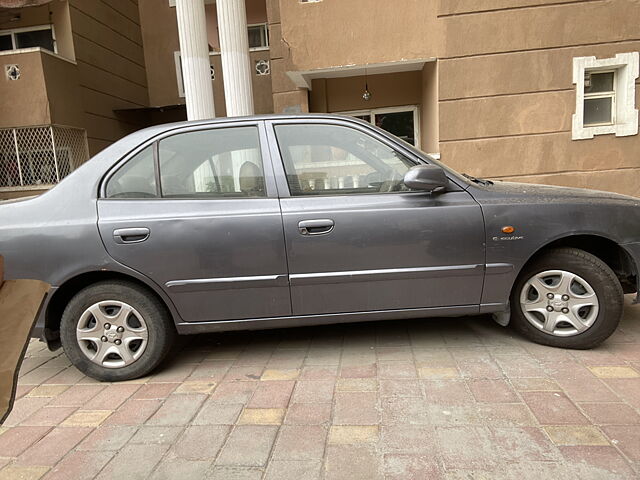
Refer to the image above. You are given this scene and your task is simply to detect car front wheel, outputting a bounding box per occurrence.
[510,247,624,349]
[60,281,176,381]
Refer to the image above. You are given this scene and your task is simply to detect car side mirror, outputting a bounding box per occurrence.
[403,165,448,192]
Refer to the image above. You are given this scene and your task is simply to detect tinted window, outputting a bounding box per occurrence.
[274,124,415,196]
[15,28,54,51]
[106,146,157,199]
[158,126,265,198]
[0,34,12,51]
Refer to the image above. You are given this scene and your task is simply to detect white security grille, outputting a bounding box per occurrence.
[0,125,89,190]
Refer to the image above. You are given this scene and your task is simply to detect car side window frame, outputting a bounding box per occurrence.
[265,118,464,198]
[100,121,279,200]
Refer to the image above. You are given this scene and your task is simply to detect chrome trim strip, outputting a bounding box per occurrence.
[289,264,483,286]
[166,274,288,292]
[485,263,514,275]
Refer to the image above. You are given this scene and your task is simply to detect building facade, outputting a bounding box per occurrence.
[1,0,639,199]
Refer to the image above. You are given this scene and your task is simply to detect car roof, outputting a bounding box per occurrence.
[138,113,368,136]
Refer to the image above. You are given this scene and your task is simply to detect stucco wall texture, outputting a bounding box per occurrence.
[278,0,640,197]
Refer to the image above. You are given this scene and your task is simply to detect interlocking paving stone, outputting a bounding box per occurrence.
[7,299,640,479]
[0,427,51,457]
[15,427,92,466]
[192,401,243,425]
[61,410,111,427]
[264,460,322,480]
[40,450,115,480]
[20,407,77,427]
[216,425,278,466]
[521,392,590,425]
[94,443,169,480]
[328,425,378,444]
[129,426,183,445]
[260,369,300,381]
[25,385,69,398]
[284,403,332,425]
[170,425,230,460]
[383,454,443,480]
[237,408,285,425]
[76,426,137,451]
[544,425,610,446]
[579,402,640,425]
[325,445,382,480]
[588,366,640,378]
[0,466,49,480]
[145,394,206,426]
[271,425,327,461]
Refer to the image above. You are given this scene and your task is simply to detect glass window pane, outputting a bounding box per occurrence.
[158,126,265,198]
[248,25,266,49]
[373,111,416,145]
[585,72,614,94]
[0,34,13,51]
[106,146,157,199]
[275,124,416,196]
[584,97,613,125]
[15,28,54,51]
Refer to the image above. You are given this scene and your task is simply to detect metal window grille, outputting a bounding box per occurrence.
[0,125,89,190]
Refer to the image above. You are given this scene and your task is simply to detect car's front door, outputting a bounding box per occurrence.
[267,119,485,316]
[97,122,291,323]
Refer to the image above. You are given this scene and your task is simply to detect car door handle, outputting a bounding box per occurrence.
[298,219,334,236]
[113,227,150,244]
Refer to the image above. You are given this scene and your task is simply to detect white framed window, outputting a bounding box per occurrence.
[572,52,639,140]
[174,51,216,98]
[338,106,421,148]
[247,23,269,51]
[0,25,56,53]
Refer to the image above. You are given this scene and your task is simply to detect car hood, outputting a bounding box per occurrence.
[470,180,640,207]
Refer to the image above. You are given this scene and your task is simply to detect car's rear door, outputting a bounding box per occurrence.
[97,121,291,323]
[267,118,485,316]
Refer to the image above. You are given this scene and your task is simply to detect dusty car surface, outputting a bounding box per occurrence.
[1,114,639,381]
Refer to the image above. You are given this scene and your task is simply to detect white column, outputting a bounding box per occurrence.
[175,0,215,120]
[216,0,254,117]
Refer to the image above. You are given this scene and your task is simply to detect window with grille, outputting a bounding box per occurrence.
[0,25,56,53]
[0,126,89,190]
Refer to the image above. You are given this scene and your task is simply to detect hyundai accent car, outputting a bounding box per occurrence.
[1,115,639,381]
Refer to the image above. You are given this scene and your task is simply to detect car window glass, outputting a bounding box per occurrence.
[105,146,157,199]
[158,126,265,198]
[274,124,415,196]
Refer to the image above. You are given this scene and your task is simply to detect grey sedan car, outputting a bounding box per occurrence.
[1,115,639,381]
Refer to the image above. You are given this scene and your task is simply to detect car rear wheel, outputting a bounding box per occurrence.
[510,247,623,349]
[60,281,176,381]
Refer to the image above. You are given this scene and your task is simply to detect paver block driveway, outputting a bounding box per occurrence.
[1,296,639,479]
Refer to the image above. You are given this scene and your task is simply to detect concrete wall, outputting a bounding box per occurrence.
[139,0,274,117]
[68,0,150,154]
[437,0,640,197]
[309,71,422,114]
[0,50,50,127]
[278,0,441,71]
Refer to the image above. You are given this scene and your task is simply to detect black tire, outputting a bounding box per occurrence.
[60,280,176,381]
[510,247,623,349]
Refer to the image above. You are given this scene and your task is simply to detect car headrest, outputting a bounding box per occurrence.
[239,161,264,195]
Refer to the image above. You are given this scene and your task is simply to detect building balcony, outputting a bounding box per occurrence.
[0,47,84,130]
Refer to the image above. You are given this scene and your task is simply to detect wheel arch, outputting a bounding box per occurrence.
[44,270,178,350]
[518,234,637,294]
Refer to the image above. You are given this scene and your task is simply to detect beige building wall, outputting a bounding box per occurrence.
[437,0,640,197]
[67,0,149,154]
[138,0,274,117]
